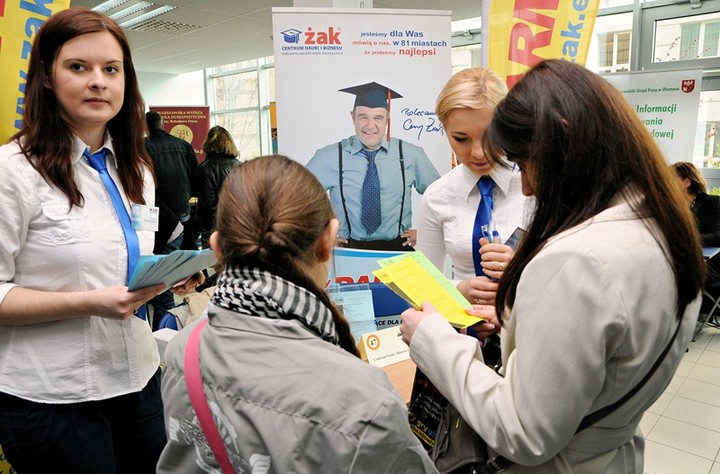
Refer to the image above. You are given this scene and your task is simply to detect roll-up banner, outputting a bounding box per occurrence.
[271,7,453,174]
[272,7,453,284]
[604,70,703,164]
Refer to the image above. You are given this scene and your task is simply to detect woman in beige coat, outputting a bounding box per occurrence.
[401,60,705,473]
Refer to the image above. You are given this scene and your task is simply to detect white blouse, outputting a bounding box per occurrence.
[0,135,159,403]
[416,161,534,280]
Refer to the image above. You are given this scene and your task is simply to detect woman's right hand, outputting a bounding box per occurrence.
[91,284,166,320]
[457,276,499,306]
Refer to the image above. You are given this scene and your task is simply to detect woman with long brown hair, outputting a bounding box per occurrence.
[0,8,173,473]
[401,60,704,473]
[159,155,436,473]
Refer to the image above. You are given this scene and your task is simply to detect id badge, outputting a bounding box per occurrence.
[131,204,160,231]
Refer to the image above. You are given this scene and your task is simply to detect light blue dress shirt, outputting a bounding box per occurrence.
[307,135,440,241]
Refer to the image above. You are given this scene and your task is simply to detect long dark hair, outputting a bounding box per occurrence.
[14,7,152,207]
[214,155,359,356]
[484,59,704,323]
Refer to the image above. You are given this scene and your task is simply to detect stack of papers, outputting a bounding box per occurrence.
[327,285,376,343]
[373,251,483,329]
[128,249,217,291]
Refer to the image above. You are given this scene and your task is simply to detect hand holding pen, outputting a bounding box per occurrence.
[479,223,514,280]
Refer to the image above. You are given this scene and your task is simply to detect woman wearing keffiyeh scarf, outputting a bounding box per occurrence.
[157,155,438,474]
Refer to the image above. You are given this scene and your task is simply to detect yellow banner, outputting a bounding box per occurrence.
[0,0,72,144]
[488,0,600,87]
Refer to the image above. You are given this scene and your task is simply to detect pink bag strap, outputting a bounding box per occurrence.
[184,319,236,474]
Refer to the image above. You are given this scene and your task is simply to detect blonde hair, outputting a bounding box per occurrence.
[435,67,508,125]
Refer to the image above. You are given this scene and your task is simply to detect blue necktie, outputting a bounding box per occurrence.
[360,148,381,235]
[472,176,495,277]
[85,148,145,320]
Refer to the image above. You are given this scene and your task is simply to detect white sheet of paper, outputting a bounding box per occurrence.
[328,286,376,343]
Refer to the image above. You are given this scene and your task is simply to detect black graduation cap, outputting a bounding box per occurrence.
[339,82,403,140]
[339,81,403,110]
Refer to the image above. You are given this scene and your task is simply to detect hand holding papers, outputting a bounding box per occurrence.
[128,249,217,291]
[373,251,484,329]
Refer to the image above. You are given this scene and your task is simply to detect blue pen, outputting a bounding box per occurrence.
[480,224,493,242]
[491,223,501,244]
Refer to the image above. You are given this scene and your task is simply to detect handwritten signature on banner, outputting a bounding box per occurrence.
[400,107,444,140]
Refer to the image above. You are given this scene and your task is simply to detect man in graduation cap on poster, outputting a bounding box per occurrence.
[307,82,440,252]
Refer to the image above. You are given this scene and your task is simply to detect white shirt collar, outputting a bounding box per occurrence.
[458,158,517,197]
[73,132,118,168]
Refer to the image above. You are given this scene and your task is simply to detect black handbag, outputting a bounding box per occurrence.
[431,403,510,474]
[407,368,448,453]
[429,316,684,474]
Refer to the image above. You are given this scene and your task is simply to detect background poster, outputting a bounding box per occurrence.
[272,7,453,176]
[484,0,600,87]
[0,0,71,144]
[603,70,702,163]
[272,7,452,285]
[149,106,211,162]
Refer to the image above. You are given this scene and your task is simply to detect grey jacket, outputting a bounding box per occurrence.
[158,304,437,473]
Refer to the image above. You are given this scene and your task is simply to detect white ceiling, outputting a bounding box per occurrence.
[69,0,482,75]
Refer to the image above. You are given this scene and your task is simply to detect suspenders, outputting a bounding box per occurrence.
[338,140,406,240]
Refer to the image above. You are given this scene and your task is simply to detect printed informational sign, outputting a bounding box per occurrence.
[272,7,453,176]
[328,247,402,286]
[604,69,702,163]
[149,106,211,162]
[485,0,600,87]
[0,0,71,144]
[358,325,410,367]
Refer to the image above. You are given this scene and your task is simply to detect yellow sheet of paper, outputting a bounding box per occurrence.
[374,253,483,329]
[378,252,471,308]
[372,268,414,304]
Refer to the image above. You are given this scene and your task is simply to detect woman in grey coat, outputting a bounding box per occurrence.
[158,155,437,473]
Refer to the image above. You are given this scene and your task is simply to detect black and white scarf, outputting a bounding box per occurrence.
[212,265,340,347]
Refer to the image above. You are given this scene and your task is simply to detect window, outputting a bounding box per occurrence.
[214,111,262,160]
[639,3,720,168]
[598,30,631,72]
[654,13,720,63]
[206,57,274,160]
[213,71,258,111]
[587,12,633,74]
[696,90,720,168]
[451,44,482,74]
[599,0,633,6]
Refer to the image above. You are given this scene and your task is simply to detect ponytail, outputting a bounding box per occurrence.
[214,155,360,357]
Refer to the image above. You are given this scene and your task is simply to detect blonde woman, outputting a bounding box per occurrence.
[416,68,533,308]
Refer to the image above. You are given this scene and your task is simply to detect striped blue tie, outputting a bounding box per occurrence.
[85,148,146,320]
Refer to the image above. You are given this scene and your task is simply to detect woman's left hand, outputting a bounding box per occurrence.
[400,301,437,345]
[401,229,417,247]
[170,272,205,295]
[479,241,514,279]
[466,305,500,339]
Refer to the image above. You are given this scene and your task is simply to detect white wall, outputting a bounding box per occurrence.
[138,70,207,108]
